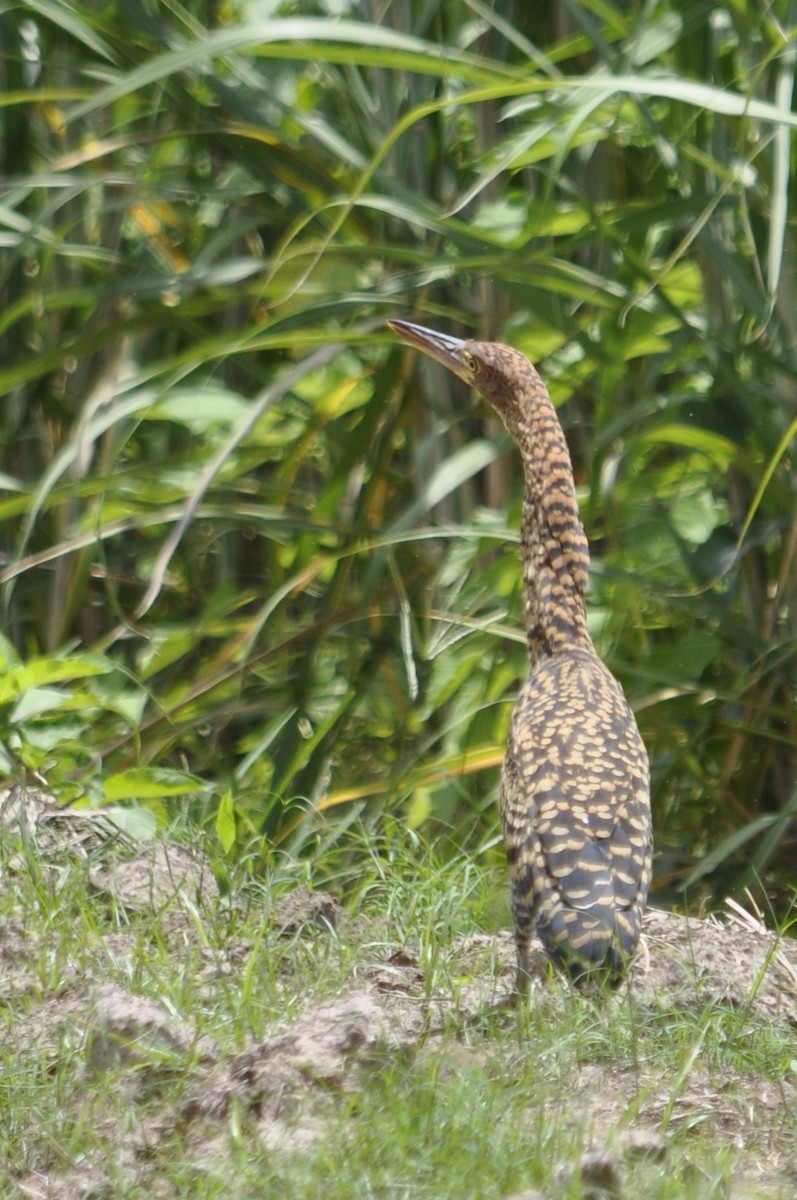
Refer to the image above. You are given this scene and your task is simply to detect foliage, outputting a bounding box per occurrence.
[0,0,795,907]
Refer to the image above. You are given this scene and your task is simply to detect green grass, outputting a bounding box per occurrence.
[2,820,796,1198]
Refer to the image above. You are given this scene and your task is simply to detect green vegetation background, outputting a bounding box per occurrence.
[1,0,795,912]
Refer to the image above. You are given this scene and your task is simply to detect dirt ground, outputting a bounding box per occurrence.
[3,789,797,1198]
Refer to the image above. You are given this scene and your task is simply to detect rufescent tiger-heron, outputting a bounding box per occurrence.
[388,319,652,992]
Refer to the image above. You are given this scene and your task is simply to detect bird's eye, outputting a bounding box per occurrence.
[462,350,478,374]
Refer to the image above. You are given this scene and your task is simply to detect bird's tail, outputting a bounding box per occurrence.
[539,904,643,987]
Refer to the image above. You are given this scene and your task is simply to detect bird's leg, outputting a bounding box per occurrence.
[512,893,538,998]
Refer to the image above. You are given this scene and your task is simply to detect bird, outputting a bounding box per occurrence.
[388,318,652,992]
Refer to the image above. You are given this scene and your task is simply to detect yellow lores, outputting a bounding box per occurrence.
[389,320,652,992]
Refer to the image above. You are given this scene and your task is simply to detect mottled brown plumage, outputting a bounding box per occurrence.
[389,319,652,990]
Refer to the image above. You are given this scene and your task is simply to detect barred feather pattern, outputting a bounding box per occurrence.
[472,342,652,986]
[387,322,653,989]
[503,649,651,984]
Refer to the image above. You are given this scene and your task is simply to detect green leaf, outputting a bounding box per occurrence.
[103,769,209,802]
[18,719,87,752]
[65,19,499,126]
[684,815,778,888]
[636,424,736,465]
[215,789,237,854]
[143,388,251,432]
[10,686,72,724]
[0,656,111,707]
[94,806,159,842]
[0,740,14,774]
[406,788,432,830]
[670,491,727,545]
[24,0,115,61]
[644,630,722,682]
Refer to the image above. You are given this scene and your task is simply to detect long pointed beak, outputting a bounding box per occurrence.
[387,319,471,382]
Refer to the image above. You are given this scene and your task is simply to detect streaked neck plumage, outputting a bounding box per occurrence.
[473,347,593,669]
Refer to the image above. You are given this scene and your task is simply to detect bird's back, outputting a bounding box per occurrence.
[501,646,651,980]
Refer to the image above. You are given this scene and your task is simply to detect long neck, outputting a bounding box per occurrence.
[517,404,593,667]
